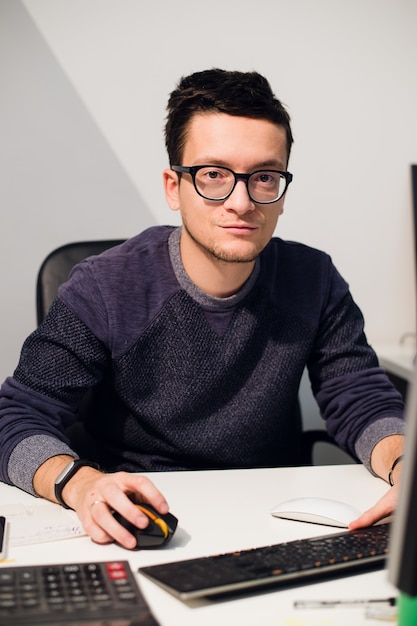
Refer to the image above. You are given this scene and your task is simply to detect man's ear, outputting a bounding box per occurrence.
[163,168,180,212]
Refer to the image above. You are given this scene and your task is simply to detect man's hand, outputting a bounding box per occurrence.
[348,433,404,530]
[349,483,398,530]
[33,456,169,549]
[69,470,169,549]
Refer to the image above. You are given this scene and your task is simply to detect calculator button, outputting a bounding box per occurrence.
[0,572,14,583]
[0,598,17,609]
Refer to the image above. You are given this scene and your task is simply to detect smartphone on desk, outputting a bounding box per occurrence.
[0,516,8,560]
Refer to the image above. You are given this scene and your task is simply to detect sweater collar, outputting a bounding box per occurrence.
[168,227,260,309]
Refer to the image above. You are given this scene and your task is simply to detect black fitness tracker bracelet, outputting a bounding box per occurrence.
[54,459,100,509]
[388,454,404,487]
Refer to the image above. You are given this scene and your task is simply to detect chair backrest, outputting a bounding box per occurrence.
[36,240,125,324]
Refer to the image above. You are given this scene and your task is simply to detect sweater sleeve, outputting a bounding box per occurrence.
[0,298,110,494]
[314,367,405,470]
[308,281,405,469]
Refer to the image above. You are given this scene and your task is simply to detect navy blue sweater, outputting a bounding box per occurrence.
[0,227,405,494]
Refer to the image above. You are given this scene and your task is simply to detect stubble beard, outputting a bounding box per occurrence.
[182,221,262,265]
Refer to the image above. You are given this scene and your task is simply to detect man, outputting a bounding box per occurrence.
[0,69,405,549]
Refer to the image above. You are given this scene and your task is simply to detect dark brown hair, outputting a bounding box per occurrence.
[165,69,293,166]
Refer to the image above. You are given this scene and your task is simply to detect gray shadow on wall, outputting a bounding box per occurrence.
[0,0,156,247]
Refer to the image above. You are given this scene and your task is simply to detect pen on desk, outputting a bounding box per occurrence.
[294,597,397,609]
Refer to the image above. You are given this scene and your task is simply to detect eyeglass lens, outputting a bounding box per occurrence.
[194,167,287,203]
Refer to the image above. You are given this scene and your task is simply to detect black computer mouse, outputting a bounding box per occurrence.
[112,503,178,549]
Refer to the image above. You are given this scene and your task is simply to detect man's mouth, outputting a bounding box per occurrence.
[220,224,258,232]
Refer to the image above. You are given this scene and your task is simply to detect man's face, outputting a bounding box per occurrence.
[164,112,289,266]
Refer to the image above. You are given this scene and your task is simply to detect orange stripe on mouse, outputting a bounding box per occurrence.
[136,504,169,538]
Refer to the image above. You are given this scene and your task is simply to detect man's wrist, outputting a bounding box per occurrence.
[33,455,76,502]
[369,434,405,484]
[54,459,100,509]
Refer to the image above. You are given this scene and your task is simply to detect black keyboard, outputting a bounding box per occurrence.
[0,560,159,625]
[139,523,390,600]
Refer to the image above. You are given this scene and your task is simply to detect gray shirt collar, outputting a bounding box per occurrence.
[168,227,260,308]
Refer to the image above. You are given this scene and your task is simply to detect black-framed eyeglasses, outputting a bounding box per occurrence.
[171,165,293,204]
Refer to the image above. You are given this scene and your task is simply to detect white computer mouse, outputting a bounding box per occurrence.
[270,497,362,528]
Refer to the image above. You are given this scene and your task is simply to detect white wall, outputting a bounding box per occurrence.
[1,0,417,391]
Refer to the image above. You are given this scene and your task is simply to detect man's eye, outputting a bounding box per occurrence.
[253,172,280,186]
[200,168,230,183]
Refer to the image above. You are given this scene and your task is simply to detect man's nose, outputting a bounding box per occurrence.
[223,179,255,213]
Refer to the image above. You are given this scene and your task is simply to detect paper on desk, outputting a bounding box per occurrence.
[2,502,87,546]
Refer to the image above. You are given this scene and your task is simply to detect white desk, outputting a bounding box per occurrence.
[0,465,397,625]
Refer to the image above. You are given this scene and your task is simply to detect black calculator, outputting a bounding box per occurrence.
[0,560,158,625]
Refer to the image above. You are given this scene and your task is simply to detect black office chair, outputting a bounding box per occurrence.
[298,426,356,465]
[36,239,126,324]
[35,239,355,466]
